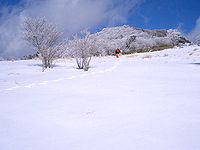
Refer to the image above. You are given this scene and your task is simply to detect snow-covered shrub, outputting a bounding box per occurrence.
[23,17,66,71]
[21,53,39,60]
[67,30,97,71]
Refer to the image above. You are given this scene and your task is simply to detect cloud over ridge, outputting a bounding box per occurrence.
[0,0,143,59]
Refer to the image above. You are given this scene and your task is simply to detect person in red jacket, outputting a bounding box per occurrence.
[115,48,121,58]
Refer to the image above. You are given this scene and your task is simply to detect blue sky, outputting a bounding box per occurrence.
[0,0,21,6]
[0,0,199,33]
[128,0,200,33]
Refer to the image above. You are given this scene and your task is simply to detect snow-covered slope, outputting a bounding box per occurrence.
[92,25,190,55]
[0,45,200,150]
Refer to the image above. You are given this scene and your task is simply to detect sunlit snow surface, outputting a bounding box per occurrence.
[0,46,200,150]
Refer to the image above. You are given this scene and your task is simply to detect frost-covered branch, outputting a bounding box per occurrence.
[23,17,66,71]
[67,29,97,71]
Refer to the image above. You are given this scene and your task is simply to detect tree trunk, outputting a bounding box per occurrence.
[76,58,83,69]
[83,57,91,71]
[42,57,51,71]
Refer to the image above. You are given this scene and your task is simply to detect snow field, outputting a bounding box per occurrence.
[0,56,122,93]
[0,46,200,150]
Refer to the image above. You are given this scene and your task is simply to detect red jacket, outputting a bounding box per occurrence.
[115,49,120,53]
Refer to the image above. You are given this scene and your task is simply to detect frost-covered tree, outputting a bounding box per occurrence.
[91,26,190,54]
[68,30,97,71]
[23,17,65,71]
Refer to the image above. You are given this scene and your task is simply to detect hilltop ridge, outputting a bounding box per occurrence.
[92,25,190,55]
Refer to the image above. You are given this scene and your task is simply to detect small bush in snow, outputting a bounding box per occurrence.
[67,30,97,71]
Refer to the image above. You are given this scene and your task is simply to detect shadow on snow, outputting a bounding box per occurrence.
[189,63,200,66]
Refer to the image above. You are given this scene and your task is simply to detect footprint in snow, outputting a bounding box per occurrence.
[67,76,76,80]
[24,83,36,88]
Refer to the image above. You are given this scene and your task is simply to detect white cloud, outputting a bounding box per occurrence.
[0,5,31,59]
[0,0,144,59]
[188,17,200,44]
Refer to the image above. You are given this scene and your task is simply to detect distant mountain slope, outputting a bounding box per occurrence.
[92,25,190,55]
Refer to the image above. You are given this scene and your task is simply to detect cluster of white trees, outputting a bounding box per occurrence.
[91,25,190,54]
[23,17,97,71]
[23,17,190,71]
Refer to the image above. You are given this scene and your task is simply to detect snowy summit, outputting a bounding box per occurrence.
[92,25,190,55]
